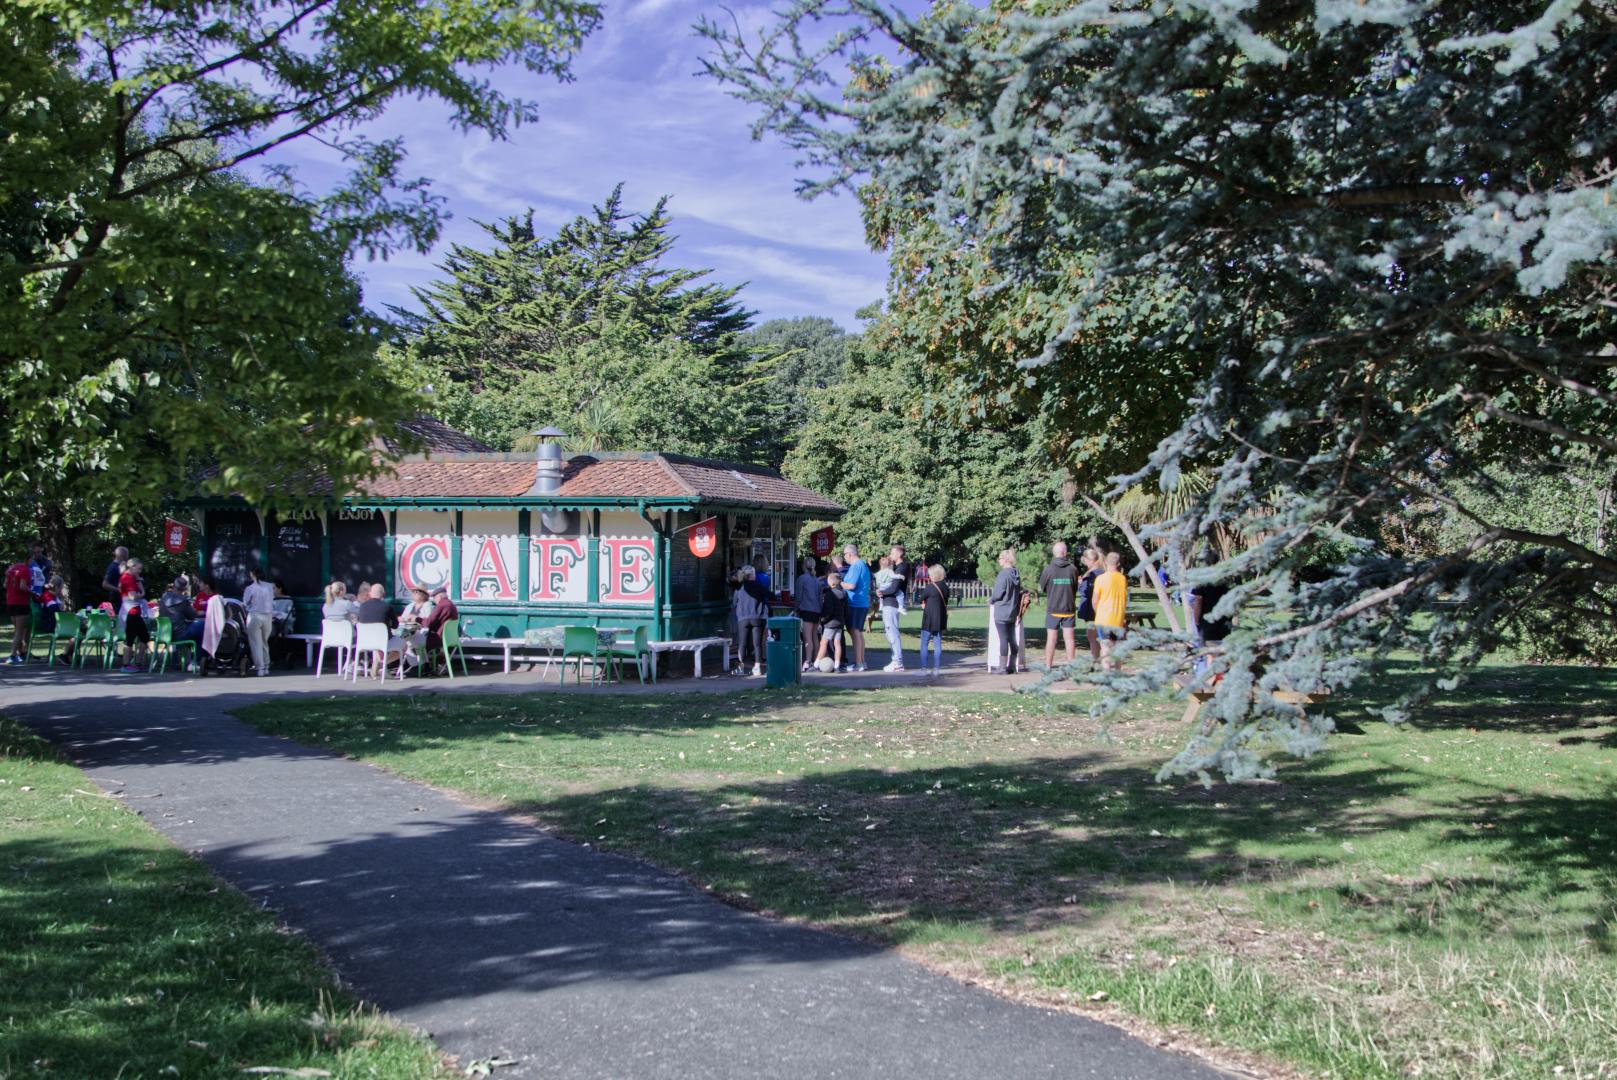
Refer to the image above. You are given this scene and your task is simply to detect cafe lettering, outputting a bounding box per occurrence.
[190,418,843,642]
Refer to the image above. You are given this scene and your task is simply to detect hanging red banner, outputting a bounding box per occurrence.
[809,525,836,558]
[162,518,189,554]
[688,517,717,558]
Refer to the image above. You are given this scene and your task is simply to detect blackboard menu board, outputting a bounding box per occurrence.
[206,510,261,597]
[670,544,700,605]
[329,510,387,591]
[268,513,324,597]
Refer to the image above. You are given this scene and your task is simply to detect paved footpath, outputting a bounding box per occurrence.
[2,668,1222,1080]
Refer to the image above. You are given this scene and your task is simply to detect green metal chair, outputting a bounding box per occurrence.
[560,625,602,685]
[438,618,469,679]
[152,616,197,675]
[77,612,116,669]
[47,611,82,667]
[604,626,654,685]
[26,603,50,661]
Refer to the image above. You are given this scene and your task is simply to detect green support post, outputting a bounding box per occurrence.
[587,511,601,604]
[450,510,463,601]
[319,511,331,591]
[384,511,397,596]
[516,509,531,605]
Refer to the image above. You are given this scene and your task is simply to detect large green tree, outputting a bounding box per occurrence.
[1,0,598,592]
[786,309,1105,568]
[703,1,1617,777]
[740,315,852,466]
[395,190,777,460]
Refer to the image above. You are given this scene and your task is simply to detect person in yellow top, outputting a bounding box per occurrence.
[1090,551,1129,671]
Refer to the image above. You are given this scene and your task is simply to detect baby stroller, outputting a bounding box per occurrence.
[203,597,253,677]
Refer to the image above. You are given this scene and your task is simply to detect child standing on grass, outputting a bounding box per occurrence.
[814,573,849,672]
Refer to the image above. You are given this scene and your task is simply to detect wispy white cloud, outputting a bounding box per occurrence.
[259,0,886,328]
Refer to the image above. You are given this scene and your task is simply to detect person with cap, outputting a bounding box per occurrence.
[421,586,459,675]
[159,577,205,645]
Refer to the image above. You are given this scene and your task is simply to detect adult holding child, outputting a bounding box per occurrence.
[876,553,908,672]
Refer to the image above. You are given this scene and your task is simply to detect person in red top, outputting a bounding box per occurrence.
[4,559,33,663]
[117,557,151,672]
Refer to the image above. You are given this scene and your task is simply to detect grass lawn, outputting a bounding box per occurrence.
[0,715,446,1080]
[236,661,1616,1079]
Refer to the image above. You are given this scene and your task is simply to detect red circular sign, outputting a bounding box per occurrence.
[689,519,717,558]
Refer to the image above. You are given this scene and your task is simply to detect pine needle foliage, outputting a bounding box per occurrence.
[700,0,1617,779]
[393,187,778,460]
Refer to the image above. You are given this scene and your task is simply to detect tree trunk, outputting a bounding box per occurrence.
[36,504,81,608]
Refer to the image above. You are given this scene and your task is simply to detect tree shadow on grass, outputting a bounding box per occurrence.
[0,836,416,1079]
[1336,660,1617,745]
[508,742,1616,956]
[501,753,1399,935]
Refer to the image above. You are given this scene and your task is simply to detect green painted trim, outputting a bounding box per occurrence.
[319,511,331,591]
[383,511,397,595]
[587,511,601,603]
[450,510,464,601]
[516,509,531,605]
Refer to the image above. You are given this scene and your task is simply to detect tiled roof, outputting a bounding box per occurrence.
[343,418,842,513]
[377,415,495,455]
[662,454,844,514]
[360,459,534,498]
[553,458,687,499]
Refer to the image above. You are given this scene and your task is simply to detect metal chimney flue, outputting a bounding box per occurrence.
[530,426,567,496]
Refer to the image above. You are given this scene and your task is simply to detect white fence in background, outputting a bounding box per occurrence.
[947,578,992,605]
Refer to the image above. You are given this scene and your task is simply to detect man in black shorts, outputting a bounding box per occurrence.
[1038,541,1080,669]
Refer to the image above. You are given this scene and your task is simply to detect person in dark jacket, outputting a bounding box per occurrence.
[989,548,1022,675]
[731,564,772,676]
[812,573,849,671]
[917,564,950,676]
[1075,547,1104,664]
[1038,542,1080,670]
[793,556,824,671]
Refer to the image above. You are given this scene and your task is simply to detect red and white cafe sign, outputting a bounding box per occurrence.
[391,509,655,604]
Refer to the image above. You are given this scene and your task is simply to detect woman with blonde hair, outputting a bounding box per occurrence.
[918,564,950,676]
[322,580,359,621]
[988,548,1022,675]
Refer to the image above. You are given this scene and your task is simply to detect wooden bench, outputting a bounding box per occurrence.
[648,636,731,679]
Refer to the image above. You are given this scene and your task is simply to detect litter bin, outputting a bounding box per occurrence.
[765,616,800,688]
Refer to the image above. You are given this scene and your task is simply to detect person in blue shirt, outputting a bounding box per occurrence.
[839,542,872,671]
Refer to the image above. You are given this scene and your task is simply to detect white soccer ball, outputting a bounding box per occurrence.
[814,656,836,673]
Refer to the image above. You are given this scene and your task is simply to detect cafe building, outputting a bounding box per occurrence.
[193,418,844,643]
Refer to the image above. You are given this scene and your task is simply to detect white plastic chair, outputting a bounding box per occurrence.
[316,619,354,679]
[352,622,389,682]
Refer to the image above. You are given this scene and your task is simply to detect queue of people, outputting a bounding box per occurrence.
[731,541,948,677]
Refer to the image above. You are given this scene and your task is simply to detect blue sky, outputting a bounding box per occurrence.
[274,0,888,330]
